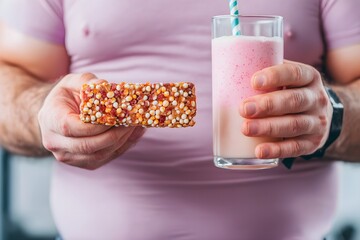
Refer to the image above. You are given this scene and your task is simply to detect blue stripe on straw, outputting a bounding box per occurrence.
[228,0,241,36]
[229,1,236,8]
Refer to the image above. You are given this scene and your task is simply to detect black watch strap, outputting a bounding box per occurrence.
[282,86,344,169]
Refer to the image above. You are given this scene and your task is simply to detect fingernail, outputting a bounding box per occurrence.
[243,122,258,135]
[244,102,256,116]
[249,122,258,135]
[253,75,265,89]
[256,147,270,158]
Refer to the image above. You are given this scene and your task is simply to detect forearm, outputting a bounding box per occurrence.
[0,63,53,156]
[325,79,360,162]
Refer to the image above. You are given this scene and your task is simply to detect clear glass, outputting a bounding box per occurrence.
[212,15,283,170]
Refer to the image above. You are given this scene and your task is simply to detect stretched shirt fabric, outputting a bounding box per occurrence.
[2,0,360,239]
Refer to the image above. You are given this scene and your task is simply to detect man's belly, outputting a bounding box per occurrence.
[50,159,338,240]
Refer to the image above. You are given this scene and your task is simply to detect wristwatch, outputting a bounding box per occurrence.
[282,86,344,169]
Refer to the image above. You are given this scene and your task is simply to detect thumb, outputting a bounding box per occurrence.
[60,72,99,90]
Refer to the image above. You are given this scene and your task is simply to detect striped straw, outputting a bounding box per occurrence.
[228,0,241,36]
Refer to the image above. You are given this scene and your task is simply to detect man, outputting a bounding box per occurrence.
[1,0,360,239]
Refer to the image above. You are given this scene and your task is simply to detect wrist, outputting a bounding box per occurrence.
[305,86,343,157]
[282,86,344,169]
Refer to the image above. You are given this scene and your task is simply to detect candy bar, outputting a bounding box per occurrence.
[79,82,196,128]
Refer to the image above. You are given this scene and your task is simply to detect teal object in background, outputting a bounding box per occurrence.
[0,149,57,240]
[0,148,10,240]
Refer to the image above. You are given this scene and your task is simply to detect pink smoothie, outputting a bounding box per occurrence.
[212,35,283,159]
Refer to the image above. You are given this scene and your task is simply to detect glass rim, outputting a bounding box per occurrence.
[212,15,283,21]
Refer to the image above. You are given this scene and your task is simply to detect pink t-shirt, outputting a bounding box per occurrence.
[1,0,360,239]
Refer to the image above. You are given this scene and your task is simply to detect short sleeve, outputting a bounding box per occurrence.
[321,0,360,50]
[0,0,65,44]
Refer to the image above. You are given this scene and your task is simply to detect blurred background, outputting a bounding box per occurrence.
[0,151,57,240]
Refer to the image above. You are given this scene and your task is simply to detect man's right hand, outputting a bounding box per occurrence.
[38,73,146,170]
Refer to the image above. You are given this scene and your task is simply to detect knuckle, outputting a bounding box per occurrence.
[274,144,282,158]
[77,141,94,154]
[265,68,280,86]
[261,96,275,114]
[42,137,58,152]
[266,121,276,136]
[43,142,56,152]
[290,140,303,156]
[54,153,68,163]
[290,117,310,135]
[312,67,322,82]
[317,90,329,107]
[289,91,307,110]
[59,120,72,137]
[290,119,300,135]
[318,114,328,128]
[289,64,303,82]
[312,135,323,149]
